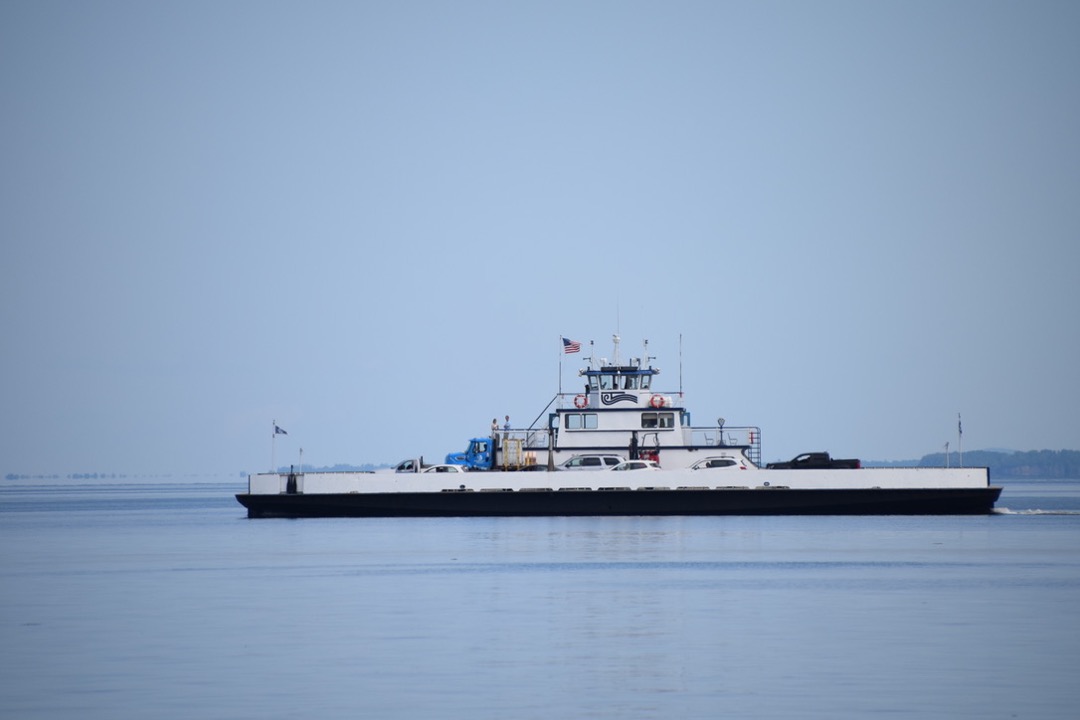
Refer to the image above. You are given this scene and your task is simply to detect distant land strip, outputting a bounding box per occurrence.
[863,449,1080,479]
[7,451,1080,481]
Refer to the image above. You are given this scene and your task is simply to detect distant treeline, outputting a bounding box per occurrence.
[272,463,386,474]
[5,472,130,480]
[867,449,1080,479]
[3,472,246,480]
[4,465,385,481]
[8,452,1079,480]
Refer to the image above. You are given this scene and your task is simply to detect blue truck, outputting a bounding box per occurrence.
[445,438,494,469]
[446,436,552,471]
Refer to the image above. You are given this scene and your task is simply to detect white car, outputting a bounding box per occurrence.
[422,464,469,473]
[609,460,661,471]
[689,455,750,471]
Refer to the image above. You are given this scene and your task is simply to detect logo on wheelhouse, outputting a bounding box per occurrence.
[601,392,637,406]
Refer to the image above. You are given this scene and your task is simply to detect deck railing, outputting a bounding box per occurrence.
[498,424,763,468]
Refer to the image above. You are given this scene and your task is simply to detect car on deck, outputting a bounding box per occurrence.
[690,454,751,470]
[560,454,625,471]
[609,460,661,471]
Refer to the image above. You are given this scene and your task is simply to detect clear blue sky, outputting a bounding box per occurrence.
[3,1,1078,476]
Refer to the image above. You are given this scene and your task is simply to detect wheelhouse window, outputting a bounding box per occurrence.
[588,372,652,390]
[565,413,598,430]
[641,412,675,429]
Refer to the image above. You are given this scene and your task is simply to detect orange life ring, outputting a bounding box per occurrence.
[574,394,588,408]
[649,394,665,408]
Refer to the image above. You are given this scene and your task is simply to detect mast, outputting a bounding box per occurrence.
[558,336,562,398]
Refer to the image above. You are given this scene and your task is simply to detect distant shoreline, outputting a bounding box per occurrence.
[864,449,1080,479]
[8,450,1080,481]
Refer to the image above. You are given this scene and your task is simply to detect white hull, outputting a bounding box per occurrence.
[245,466,992,496]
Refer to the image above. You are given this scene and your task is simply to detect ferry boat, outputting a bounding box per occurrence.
[236,337,1001,518]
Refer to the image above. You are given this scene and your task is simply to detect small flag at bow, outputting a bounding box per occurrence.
[274,425,287,435]
[562,337,581,354]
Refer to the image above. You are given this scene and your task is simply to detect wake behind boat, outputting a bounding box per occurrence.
[236,337,1001,518]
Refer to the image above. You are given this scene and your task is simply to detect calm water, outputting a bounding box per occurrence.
[1,479,1078,719]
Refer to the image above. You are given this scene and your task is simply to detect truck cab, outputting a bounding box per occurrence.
[445,438,494,470]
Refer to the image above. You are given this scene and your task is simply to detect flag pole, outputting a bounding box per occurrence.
[958,414,963,468]
[271,420,288,472]
[558,336,563,398]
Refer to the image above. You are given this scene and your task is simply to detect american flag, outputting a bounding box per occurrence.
[562,337,581,354]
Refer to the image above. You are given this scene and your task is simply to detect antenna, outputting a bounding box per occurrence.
[679,333,683,397]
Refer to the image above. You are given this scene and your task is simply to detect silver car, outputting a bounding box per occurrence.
[609,460,661,471]
[560,454,625,471]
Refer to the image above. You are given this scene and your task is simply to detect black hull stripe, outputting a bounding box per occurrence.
[237,487,1003,518]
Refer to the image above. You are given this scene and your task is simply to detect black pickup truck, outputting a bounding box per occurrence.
[766,452,861,469]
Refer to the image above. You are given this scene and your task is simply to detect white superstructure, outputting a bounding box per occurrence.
[450,336,762,471]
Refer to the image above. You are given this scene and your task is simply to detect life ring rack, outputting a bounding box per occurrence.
[574,394,589,409]
[649,394,666,409]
